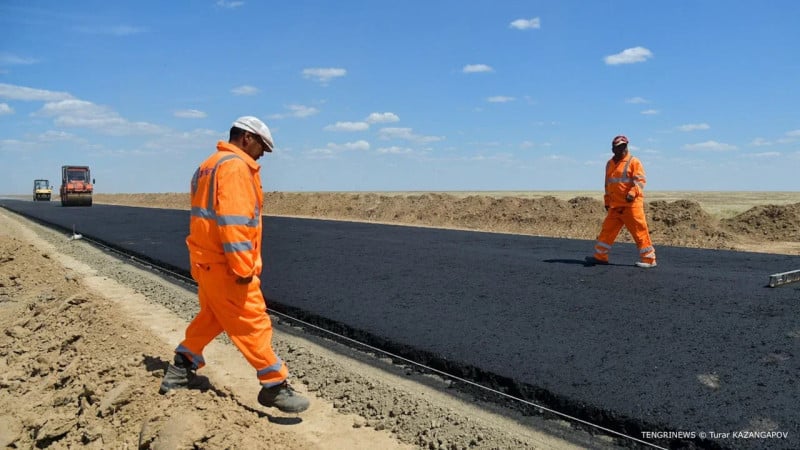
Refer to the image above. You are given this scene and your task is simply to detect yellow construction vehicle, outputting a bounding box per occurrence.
[33,179,52,201]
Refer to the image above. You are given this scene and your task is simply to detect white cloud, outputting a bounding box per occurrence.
[324,121,369,132]
[307,140,370,158]
[0,103,13,115]
[683,140,737,152]
[270,104,320,119]
[216,0,244,8]
[750,137,772,147]
[487,96,515,103]
[640,109,659,115]
[625,97,648,104]
[786,129,800,137]
[73,25,148,36]
[604,46,653,65]
[0,83,73,102]
[378,127,443,143]
[677,123,710,131]
[302,67,347,84]
[35,99,165,135]
[365,112,399,124]
[742,151,781,159]
[37,130,82,142]
[0,52,38,66]
[377,146,413,154]
[509,18,541,30]
[174,109,207,119]
[462,64,494,74]
[231,85,260,96]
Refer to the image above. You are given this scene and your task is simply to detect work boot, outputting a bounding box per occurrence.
[257,381,310,413]
[159,353,195,394]
[635,261,657,268]
[585,256,609,265]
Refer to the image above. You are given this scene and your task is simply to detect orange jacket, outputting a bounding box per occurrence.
[603,153,646,208]
[186,141,263,278]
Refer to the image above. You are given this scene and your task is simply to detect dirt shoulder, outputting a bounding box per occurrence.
[0,208,613,449]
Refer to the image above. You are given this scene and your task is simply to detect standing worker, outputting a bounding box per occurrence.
[586,135,657,268]
[160,116,310,413]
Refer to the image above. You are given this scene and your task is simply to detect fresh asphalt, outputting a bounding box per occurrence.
[2,199,798,450]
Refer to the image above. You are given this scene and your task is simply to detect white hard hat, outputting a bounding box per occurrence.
[232,116,274,152]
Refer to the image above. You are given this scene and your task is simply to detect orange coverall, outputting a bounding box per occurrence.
[592,153,657,264]
[175,141,288,388]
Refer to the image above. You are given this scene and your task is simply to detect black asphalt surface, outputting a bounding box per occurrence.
[3,199,799,450]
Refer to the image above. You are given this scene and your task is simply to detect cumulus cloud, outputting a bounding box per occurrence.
[378,127,443,143]
[174,109,207,119]
[604,46,653,65]
[377,146,414,154]
[462,64,494,74]
[742,151,781,158]
[625,97,648,104]
[35,99,165,135]
[270,104,320,119]
[0,83,73,102]
[302,67,347,84]
[366,112,399,124]
[509,18,541,30]
[324,121,369,132]
[0,103,13,115]
[677,123,710,132]
[640,109,659,115]
[786,129,800,137]
[487,96,515,103]
[683,140,737,152]
[231,85,260,96]
[750,137,772,147]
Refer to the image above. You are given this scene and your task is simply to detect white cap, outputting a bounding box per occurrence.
[232,116,274,152]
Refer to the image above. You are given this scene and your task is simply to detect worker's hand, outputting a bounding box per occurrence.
[625,193,635,202]
[235,275,253,285]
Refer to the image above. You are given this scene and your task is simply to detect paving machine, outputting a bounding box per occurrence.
[60,165,94,206]
[33,179,52,201]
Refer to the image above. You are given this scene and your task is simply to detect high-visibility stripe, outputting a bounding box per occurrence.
[190,154,261,226]
[223,241,253,253]
[175,344,205,369]
[257,359,286,387]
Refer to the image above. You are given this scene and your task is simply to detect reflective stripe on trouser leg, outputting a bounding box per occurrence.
[621,206,656,263]
[594,209,625,262]
[187,264,288,387]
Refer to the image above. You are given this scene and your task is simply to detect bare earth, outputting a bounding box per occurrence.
[1,192,799,449]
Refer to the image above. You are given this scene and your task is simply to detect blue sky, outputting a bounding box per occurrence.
[1,1,799,194]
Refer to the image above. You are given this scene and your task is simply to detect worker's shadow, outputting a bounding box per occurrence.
[142,355,302,425]
[544,258,594,266]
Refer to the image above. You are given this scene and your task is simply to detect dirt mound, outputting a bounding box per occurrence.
[646,200,735,250]
[721,203,800,242]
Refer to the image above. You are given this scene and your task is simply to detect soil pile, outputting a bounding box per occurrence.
[722,203,800,242]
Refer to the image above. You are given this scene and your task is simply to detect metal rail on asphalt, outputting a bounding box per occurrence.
[769,269,800,287]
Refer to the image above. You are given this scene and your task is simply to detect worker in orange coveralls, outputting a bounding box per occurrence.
[586,135,657,268]
[159,116,310,413]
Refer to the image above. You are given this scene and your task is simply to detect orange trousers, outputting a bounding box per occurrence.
[592,206,656,264]
[175,263,288,388]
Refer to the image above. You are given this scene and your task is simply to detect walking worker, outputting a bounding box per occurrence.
[160,116,310,414]
[586,135,657,268]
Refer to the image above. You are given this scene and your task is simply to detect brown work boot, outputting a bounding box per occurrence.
[159,353,195,394]
[257,381,310,413]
